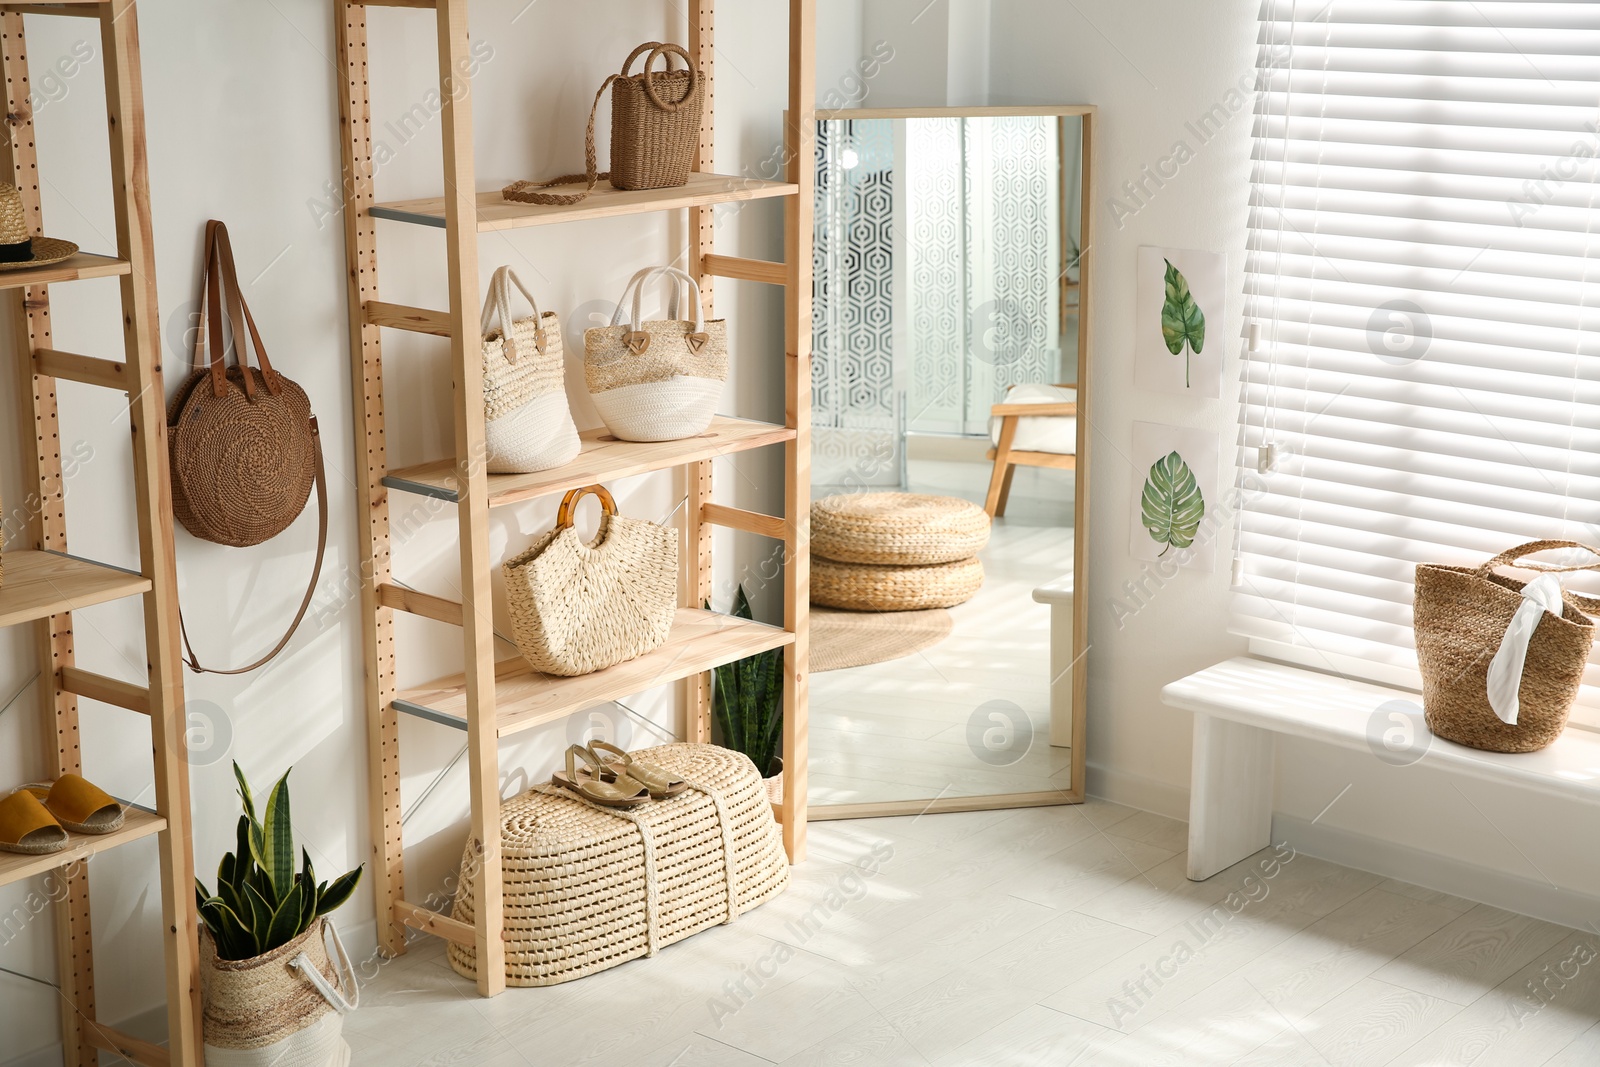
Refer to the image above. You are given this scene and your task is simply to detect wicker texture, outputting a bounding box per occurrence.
[448,744,789,987]
[481,266,579,473]
[1415,539,1600,753]
[811,555,985,612]
[811,492,992,566]
[0,183,76,269]
[501,43,700,206]
[503,496,678,677]
[585,267,728,442]
[200,920,349,1060]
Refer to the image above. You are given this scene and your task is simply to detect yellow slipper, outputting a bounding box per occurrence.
[22,774,125,835]
[0,790,70,854]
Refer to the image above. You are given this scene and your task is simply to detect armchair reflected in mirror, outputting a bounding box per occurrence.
[808,107,1094,818]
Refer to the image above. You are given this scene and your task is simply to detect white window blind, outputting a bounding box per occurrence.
[1237,0,1600,726]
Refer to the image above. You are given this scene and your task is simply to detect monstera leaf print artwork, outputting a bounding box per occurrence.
[1141,450,1206,557]
[1161,258,1206,389]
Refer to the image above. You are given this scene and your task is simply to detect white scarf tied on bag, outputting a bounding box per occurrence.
[1485,572,1566,726]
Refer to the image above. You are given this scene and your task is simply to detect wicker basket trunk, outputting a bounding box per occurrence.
[448,743,788,987]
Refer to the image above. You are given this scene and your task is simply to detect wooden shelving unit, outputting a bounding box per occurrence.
[337,0,814,996]
[0,1,199,1063]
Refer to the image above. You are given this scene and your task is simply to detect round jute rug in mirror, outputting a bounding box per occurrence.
[810,606,954,673]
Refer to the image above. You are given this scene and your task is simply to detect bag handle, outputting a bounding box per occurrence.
[288,921,360,1015]
[178,418,329,675]
[625,42,699,113]
[480,266,548,365]
[1476,539,1600,616]
[607,266,707,354]
[557,484,617,529]
[609,266,683,325]
[501,59,628,207]
[193,220,281,401]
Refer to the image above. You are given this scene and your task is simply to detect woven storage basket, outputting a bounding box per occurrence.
[811,492,991,566]
[447,743,789,987]
[200,919,355,1067]
[1415,539,1600,753]
[811,555,985,612]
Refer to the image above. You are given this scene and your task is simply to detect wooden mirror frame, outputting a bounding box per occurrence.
[807,105,1094,819]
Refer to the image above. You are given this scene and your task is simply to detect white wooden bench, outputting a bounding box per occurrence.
[1163,656,1600,881]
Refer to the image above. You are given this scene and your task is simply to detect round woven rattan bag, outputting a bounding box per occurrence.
[169,221,317,548]
[1414,539,1600,753]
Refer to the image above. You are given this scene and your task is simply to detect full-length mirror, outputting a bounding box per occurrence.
[808,107,1093,817]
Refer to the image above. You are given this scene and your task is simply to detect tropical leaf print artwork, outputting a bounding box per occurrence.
[1161,258,1206,388]
[1141,450,1206,556]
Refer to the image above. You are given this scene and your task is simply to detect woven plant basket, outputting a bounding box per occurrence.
[811,492,991,566]
[503,486,678,677]
[447,743,789,987]
[811,555,985,612]
[1415,539,1600,753]
[200,919,357,1067]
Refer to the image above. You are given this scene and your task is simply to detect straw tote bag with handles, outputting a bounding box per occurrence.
[585,266,728,442]
[502,485,678,677]
[1414,539,1600,753]
[480,265,580,473]
[502,42,702,206]
[167,221,327,674]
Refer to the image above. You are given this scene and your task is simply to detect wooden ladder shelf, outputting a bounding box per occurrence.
[336,0,815,996]
[0,1,199,1063]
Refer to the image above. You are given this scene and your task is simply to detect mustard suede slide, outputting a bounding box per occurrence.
[22,774,125,835]
[0,790,70,854]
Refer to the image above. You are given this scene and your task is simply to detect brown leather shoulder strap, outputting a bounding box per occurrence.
[178,417,328,675]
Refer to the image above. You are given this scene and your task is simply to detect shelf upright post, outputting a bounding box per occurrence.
[101,1,202,1059]
[782,0,816,861]
[434,0,506,997]
[335,0,409,960]
[0,14,96,1062]
[684,0,716,744]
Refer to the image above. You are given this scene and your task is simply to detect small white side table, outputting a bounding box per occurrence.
[1032,574,1075,748]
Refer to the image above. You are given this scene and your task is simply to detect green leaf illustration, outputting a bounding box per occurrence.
[1141,451,1206,557]
[1160,258,1206,389]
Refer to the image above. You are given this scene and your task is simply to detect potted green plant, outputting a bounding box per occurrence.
[712,585,785,800]
[194,762,362,1067]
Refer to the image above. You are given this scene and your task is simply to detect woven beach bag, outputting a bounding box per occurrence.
[480,266,580,474]
[448,743,789,987]
[585,266,727,442]
[200,919,357,1067]
[502,42,701,206]
[811,492,992,566]
[1414,539,1600,753]
[503,485,677,677]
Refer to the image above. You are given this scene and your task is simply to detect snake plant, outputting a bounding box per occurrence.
[195,762,362,961]
[711,585,784,777]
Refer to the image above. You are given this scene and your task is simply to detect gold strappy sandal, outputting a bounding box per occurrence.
[551,744,649,808]
[587,740,689,800]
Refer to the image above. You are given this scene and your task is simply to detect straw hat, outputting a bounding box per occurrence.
[0,184,77,270]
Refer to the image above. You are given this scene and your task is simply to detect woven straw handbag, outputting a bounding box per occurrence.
[503,485,678,677]
[168,220,327,675]
[480,266,580,474]
[502,42,701,206]
[1414,539,1600,753]
[448,743,789,987]
[200,918,357,1067]
[585,266,727,442]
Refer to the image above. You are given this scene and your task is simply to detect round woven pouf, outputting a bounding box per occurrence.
[811,556,985,612]
[811,492,991,566]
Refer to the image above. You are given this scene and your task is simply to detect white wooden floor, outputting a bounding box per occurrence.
[344,802,1600,1066]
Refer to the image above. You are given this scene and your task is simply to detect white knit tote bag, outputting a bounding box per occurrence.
[584,266,727,442]
[481,265,581,473]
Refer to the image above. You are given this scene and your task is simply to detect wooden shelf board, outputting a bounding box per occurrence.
[0,252,130,290]
[384,416,796,508]
[0,807,165,889]
[370,173,798,231]
[396,609,794,738]
[0,550,151,629]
